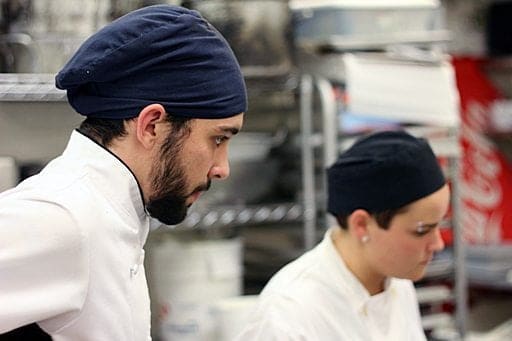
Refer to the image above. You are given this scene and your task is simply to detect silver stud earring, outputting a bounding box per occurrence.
[361,235,370,243]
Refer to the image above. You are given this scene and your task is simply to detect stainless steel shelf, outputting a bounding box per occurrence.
[160,203,304,230]
[0,73,66,101]
[466,245,512,290]
[417,285,454,306]
[425,259,455,280]
[468,279,512,291]
[296,30,452,52]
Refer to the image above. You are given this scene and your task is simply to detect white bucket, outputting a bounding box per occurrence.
[210,295,259,341]
[145,235,243,341]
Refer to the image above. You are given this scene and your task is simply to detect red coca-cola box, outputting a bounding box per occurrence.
[452,57,512,244]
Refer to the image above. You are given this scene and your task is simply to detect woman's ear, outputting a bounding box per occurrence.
[347,209,372,241]
[134,104,167,149]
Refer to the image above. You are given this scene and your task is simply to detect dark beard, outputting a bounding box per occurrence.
[146,143,189,225]
[146,180,211,225]
[145,128,210,226]
[146,192,188,226]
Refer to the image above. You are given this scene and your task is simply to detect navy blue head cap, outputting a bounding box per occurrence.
[327,130,446,216]
[55,5,247,119]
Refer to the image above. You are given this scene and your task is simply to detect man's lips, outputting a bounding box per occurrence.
[186,181,210,206]
[188,191,202,204]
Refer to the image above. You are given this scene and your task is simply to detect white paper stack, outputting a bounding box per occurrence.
[343,53,460,128]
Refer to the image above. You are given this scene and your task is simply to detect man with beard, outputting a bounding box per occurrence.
[0,5,246,341]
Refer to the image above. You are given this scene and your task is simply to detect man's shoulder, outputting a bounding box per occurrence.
[0,158,99,229]
[5,156,94,203]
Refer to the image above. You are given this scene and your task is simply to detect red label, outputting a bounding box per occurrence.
[453,57,512,244]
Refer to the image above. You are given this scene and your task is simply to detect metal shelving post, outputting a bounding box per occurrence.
[450,148,468,339]
[300,74,316,251]
[299,74,339,250]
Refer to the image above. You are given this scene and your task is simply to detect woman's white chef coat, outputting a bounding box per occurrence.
[235,228,427,341]
[0,130,152,340]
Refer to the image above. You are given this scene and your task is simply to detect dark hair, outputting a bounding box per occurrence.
[77,113,192,147]
[335,205,409,230]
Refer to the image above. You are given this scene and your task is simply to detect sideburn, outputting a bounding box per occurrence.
[146,123,191,225]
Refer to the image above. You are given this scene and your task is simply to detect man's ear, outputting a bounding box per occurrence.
[348,209,372,240]
[135,104,167,149]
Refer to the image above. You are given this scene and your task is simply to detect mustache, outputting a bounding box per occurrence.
[188,179,211,195]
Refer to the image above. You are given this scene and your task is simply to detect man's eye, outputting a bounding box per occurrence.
[215,136,228,145]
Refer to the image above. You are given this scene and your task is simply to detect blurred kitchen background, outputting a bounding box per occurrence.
[1,0,512,340]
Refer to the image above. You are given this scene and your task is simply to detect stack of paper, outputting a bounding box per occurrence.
[343,53,460,128]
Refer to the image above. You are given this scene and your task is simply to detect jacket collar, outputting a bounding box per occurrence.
[62,130,148,241]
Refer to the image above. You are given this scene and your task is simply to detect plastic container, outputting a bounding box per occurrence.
[145,235,244,341]
[210,295,259,340]
[290,0,443,43]
[0,157,18,192]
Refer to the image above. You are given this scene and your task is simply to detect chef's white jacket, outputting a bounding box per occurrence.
[0,131,152,340]
[236,228,427,341]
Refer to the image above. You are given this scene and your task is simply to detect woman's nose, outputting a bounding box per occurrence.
[428,228,445,252]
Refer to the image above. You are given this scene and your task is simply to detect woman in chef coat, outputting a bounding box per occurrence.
[236,130,450,340]
[0,5,246,340]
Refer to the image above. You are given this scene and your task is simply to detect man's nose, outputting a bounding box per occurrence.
[208,153,230,180]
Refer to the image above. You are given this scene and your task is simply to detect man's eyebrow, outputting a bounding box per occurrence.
[218,126,240,135]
